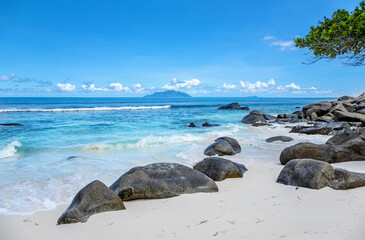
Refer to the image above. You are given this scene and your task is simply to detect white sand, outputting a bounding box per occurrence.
[1,150,365,240]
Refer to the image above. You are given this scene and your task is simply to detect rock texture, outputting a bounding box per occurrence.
[204,137,241,156]
[280,130,365,164]
[193,157,247,181]
[110,163,218,201]
[277,159,365,190]
[57,180,125,224]
[277,159,335,189]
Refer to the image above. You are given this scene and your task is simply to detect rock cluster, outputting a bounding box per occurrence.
[241,110,276,124]
[58,135,246,224]
[302,93,365,124]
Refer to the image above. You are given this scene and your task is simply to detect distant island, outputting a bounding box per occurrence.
[144,90,192,98]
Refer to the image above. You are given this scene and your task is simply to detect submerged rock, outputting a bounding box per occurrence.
[202,122,220,127]
[0,123,23,126]
[57,180,125,224]
[218,102,248,110]
[193,157,247,181]
[266,136,294,143]
[188,123,197,128]
[110,163,218,201]
[204,137,241,156]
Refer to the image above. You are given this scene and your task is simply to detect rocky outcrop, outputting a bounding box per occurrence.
[188,123,197,128]
[299,92,365,125]
[218,102,249,110]
[277,159,365,190]
[290,126,333,135]
[204,137,241,156]
[266,136,294,143]
[57,180,125,224]
[193,157,247,181]
[280,130,365,164]
[109,163,218,201]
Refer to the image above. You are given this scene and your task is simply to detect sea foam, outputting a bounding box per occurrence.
[0,140,22,160]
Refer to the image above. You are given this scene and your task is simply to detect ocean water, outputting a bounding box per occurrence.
[0,97,333,215]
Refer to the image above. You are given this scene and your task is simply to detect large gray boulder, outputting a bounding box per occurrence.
[277,159,335,189]
[280,131,365,164]
[193,157,247,181]
[218,102,248,110]
[109,163,218,201]
[266,136,294,143]
[277,159,365,190]
[334,111,365,123]
[204,137,241,156]
[57,180,125,224]
[329,168,365,190]
[241,110,267,124]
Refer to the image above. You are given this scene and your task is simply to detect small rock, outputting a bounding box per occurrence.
[266,136,294,143]
[193,157,247,181]
[188,123,197,128]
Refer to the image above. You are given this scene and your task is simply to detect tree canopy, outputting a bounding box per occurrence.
[295,1,365,66]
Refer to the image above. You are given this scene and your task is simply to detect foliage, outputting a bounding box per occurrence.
[295,1,365,66]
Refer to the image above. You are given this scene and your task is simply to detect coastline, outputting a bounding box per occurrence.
[1,139,365,240]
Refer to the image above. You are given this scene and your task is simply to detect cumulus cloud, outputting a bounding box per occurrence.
[162,78,201,90]
[0,73,16,81]
[284,83,301,90]
[110,83,131,92]
[239,78,276,92]
[57,83,76,92]
[82,84,109,91]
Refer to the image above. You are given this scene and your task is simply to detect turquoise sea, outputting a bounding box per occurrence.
[0,97,332,214]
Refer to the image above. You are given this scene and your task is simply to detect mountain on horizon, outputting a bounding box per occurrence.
[144,90,192,98]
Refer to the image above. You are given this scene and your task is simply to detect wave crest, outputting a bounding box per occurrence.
[0,140,22,160]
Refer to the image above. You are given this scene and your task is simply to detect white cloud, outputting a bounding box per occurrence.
[110,83,130,92]
[222,83,237,89]
[270,40,296,51]
[263,36,277,41]
[0,73,16,81]
[309,86,317,90]
[57,83,76,92]
[285,83,301,89]
[131,83,144,93]
[239,79,275,91]
[163,78,201,90]
[82,84,109,91]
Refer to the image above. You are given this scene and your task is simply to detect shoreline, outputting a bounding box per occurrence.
[1,141,365,240]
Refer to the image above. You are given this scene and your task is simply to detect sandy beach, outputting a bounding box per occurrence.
[1,146,365,240]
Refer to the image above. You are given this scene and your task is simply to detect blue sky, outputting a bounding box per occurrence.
[0,0,364,97]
